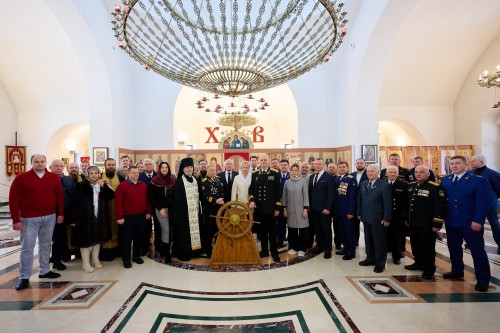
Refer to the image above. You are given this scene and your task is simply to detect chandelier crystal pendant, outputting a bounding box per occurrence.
[112,0,348,95]
[478,65,500,88]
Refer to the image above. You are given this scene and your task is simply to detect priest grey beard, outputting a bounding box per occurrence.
[184,171,193,177]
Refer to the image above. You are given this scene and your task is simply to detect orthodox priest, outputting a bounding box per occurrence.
[171,157,203,261]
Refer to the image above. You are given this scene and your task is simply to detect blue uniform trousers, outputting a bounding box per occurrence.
[336,214,357,257]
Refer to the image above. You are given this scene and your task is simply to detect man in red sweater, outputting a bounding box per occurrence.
[9,154,65,290]
[115,166,151,268]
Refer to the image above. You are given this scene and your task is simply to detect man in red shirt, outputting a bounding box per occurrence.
[9,154,65,290]
[115,166,151,268]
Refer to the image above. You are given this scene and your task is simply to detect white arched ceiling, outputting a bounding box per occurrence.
[379,0,500,107]
[379,120,425,146]
[45,124,90,164]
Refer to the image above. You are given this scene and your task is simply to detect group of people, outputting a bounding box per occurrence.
[9,152,499,294]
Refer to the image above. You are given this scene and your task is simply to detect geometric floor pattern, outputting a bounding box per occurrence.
[347,277,421,303]
[36,281,115,310]
[102,280,361,333]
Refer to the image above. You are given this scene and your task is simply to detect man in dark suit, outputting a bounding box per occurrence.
[138,158,157,256]
[380,153,410,182]
[200,165,224,257]
[408,157,436,182]
[249,154,282,263]
[276,159,290,248]
[441,156,492,292]
[308,158,335,259]
[335,161,358,260]
[351,158,369,243]
[470,155,500,253]
[406,165,447,280]
[385,166,409,265]
[217,158,238,204]
[357,164,392,273]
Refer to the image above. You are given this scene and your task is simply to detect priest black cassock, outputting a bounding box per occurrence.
[171,157,203,261]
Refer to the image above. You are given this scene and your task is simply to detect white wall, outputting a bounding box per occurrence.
[0,81,17,198]
[454,34,500,169]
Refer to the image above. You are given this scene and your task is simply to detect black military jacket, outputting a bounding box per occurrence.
[248,168,281,214]
[408,180,447,228]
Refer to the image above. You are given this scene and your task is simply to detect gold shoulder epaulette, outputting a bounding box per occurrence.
[428,181,439,186]
[201,178,207,182]
[409,181,417,184]
[270,168,278,172]
[347,175,353,178]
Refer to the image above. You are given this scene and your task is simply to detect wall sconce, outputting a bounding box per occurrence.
[66,141,76,155]
[185,144,194,150]
[284,143,291,149]
[178,140,185,146]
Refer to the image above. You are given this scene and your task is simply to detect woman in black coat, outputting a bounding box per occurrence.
[68,166,114,272]
[149,162,175,263]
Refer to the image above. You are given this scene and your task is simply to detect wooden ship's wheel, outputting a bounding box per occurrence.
[210,200,261,267]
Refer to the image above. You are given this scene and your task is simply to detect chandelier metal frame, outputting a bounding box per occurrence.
[477,65,500,88]
[112,0,347,95]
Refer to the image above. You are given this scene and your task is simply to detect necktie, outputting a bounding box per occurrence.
[313,173,319,186]
[453,175,458,184]
[148,174,152,179]
[227,172,231,183]
[368,181,372,188]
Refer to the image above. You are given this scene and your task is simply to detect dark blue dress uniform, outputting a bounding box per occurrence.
[334,174,358,259]
[386,179,409,263]
[276,172,290,247]
[248,167,282,261]
[441,173,492,285]
[407,180,446,277]
[200,176,225,257]
[472,166,500,251]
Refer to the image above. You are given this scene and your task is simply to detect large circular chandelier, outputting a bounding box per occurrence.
[112,0,348,95]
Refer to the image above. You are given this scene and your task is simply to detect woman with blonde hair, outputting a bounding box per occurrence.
[231,160,252,203]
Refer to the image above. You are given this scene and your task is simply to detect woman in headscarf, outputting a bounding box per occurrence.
[68,166,115,272]
[149,162,175,263]
[281,163,309,257]
[231,160,252,203]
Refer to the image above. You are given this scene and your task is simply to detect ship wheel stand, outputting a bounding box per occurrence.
[210,200,261,268]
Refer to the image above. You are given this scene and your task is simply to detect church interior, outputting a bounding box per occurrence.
[0,0,499,332]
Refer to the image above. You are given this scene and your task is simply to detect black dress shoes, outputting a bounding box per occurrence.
[404,263,421,271]
[312,247,324,254]
[475,282,489,292]
[15,279,30,291]
[335,245,343,250]
[443,271,464,280]
[123,261,132,268]
[324,251,332,259]
[393,258,401,265]
[39,271,61,279]
[374,266,384,273]
[271,253,280,263]
[335,250,345,255]
[133,257,144,264]
[421,273,435,280]
[342,255,355,260]
[54,262,67,270]
[259,251,269,258]
[359,260,374,266]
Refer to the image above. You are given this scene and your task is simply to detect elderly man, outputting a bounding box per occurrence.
[115,166,152,268]
[408,157,436,182]
[218,159,238,203]
[308,158,335,259]
[327,163,338,177]
[249,154,282,262]
[300,162,310,180]
[385,166,409,265]
[200,164,224,257]
[406,165,446,279]
[441,156,492,292]
[470,155,500,253]
[49,159,75,270]
[9,155,65,290]
[380,153,410,182]
[357,164,392,273]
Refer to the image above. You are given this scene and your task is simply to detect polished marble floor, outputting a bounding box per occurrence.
[0,226,499,333]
